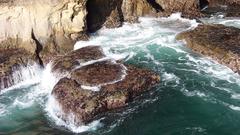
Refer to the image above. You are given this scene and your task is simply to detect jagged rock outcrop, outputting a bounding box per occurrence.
[203,0,240,17]
[155,0,206,18]
[121,0,206,21]
[86,0,124,32]
[121,0,157,22]
[52,46,160,124]
[0,0,88,64]
[177,24,240,74]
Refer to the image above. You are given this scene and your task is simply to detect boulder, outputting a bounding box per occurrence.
[177,24,240,74]
[51,46,160,124]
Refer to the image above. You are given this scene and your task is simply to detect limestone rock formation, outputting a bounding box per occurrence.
[155,0,205,18]
[0,0,88,63]
[121,0,207,21]
[51,46,160,124]
[177,24,240,74]
[121,0,157,22]
[1,0,240,67]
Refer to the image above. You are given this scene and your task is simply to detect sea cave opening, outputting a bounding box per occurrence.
[199,0,209,10]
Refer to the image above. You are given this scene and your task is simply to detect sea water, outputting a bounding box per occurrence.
[1,13,240,135]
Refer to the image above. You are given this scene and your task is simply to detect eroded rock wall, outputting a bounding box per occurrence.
[0,0,88,63]
[156,0,204,18]
[86,0,124,32]
[1,0,240,65]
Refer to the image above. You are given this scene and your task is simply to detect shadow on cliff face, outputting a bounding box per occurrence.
[86,0,124,33]
[199,0,209,10]
[146,0,164,12]
[31,30,43,66]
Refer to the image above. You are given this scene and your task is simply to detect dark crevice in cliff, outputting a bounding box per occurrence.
[146,0,164,12]
[199,0,209,10]
[31,30,44,67]
[86,0,124,33]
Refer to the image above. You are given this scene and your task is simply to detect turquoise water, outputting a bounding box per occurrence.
[1,14,240,134]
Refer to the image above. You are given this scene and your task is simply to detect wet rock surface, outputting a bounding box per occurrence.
[177,24,240,74]
[203,0,240,17]
[52,46,105,74]
[51,46,160,124]
[0,49,35,89]
[71,61,126,86]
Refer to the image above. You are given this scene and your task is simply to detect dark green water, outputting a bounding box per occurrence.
[1,14,240,135]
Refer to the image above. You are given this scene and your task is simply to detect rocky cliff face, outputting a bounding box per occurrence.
[1,0,237,65]
[0,0,88,63]
[86,0,124,32]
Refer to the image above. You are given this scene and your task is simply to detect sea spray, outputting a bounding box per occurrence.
[0,63,42,94]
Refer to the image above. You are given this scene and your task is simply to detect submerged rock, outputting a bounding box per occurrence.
[51,46,160,124]
[0,49,36,90]
[177,24,240,74]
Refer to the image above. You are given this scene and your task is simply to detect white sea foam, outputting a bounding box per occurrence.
[12,98,34,109]
[0,63,42,94]
[81,85,100,92]
[185,54,240,85]
[186,127,206,133]
[229,105,240,111]
[180,88,207,98]
[162,72,180,86]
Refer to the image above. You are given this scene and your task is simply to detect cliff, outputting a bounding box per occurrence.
[0,0,239,65]
[0,0,88,64]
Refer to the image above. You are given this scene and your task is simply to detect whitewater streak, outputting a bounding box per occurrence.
[1,13,240,134]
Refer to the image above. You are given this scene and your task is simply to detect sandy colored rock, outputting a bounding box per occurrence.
[0,0,88,63]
